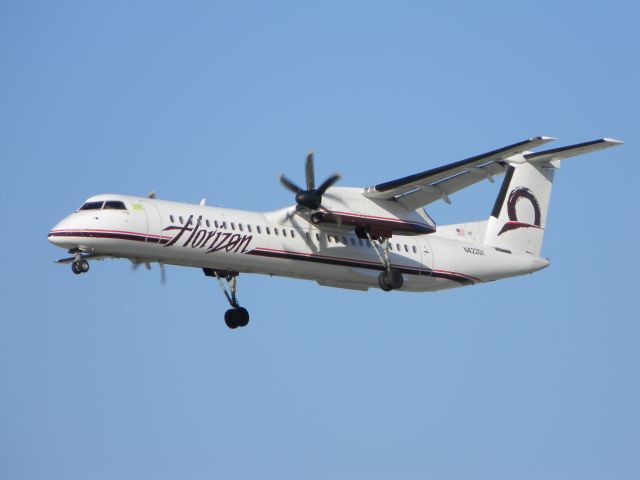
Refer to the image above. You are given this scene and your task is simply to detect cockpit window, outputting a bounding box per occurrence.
[104,200,127,210]
[79,201,104,210]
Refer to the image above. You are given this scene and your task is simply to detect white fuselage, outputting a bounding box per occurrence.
[48,194,549,292]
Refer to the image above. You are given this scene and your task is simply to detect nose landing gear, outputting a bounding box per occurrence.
[71,257,90,275]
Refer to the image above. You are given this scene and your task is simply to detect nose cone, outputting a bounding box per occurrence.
[48,222,65,247]
[48,217,75,248]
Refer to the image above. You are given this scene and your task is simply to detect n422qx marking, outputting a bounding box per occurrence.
[49,136,622,329]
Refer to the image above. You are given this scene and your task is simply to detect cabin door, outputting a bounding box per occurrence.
[140,200,163,244]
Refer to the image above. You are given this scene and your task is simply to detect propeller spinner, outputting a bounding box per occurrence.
[280,152,340,210]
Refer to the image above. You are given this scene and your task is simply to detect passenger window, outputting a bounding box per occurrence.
[283,229,287,237]
[274,228,279,236]
[79,201,104,211]
[206,219,210,228]
[396,243,401,251]
[247,225,252,233]
[170,215,175,223]
[404,244,409,252]
[104,200,126,210]
[256,226,261,234]
[350,237,356,245]
[412,245,417,254]
[239,224,243,232]
[315,233,320,241]
[179,216,184,224]
[214,220,219,228]
[231,222,235,231]
[266,227,271,235]
[305,232,310,239]
[290,230,295,238]
[341,236,347,244]
[221,221,227,229]
[358,239,363,247]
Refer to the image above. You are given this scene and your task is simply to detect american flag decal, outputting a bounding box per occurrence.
[456,228,465,236]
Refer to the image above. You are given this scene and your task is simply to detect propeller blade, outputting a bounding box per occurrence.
[279,174,302,194]
[305,151,315,190]
[160,263,166,286]
[316,173,341,195]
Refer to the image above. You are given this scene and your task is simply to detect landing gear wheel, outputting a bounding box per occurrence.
[224,307,250,329]
[378,271,393,291]
[235,307,250,327]
[80,260,89,273]
[71,262,82,275]
[224,309,238,329]
[378,269,404,291]
[389,269,404,289]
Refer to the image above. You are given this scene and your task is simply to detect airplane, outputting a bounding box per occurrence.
[48,136,622,329]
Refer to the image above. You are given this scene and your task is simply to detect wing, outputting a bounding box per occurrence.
[363,136,556,210]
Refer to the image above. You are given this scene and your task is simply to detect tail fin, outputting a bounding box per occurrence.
[484,138,623,255]
[484,162,554,255]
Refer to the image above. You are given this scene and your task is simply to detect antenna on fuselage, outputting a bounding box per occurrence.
[147,191,156,199]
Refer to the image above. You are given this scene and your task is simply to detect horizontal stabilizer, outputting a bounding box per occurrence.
[524,138,623,165]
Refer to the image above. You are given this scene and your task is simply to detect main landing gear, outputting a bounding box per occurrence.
[204,268,250,329]
[356,227,404,292]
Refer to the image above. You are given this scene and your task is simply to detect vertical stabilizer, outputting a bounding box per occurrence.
[484,161,555,255]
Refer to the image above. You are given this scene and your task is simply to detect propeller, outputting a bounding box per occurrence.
[131,259,166,285]
[280,151,340,211]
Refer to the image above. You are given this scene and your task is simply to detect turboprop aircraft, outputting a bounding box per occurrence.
[49,136,622,329]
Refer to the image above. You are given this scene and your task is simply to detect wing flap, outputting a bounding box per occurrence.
[396,161,509,210]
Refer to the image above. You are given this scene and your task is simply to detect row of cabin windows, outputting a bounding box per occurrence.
[315,233,418,254]
[169,215,297,238]
[167,214,418,254]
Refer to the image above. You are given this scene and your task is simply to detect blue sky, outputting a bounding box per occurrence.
[1,1,638,478]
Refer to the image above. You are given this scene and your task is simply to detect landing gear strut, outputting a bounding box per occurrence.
[357,227,404,292]
[204,269,250,329]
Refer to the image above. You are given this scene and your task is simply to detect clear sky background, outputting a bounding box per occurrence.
[1,1,638,479]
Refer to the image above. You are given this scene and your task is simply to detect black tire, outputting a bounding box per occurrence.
[378,271,393,291]
[224,309,238,329]
[389,269,404,289]
[80,260,89,273]
[71,262,82,275]
[235,307,250,327]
